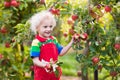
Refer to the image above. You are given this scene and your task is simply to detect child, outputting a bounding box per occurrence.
[29,10,74,80]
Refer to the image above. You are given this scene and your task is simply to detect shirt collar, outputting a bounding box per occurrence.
[35,35,54,42]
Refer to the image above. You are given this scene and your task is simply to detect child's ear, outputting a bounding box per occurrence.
[36,26,39,32]
[36,26,39,30]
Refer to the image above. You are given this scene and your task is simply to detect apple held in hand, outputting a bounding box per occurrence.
[73,33,80,40]
[80,33,88,41]
[67,18,74,25]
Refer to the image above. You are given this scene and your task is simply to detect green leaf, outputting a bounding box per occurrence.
[12,65,18,71]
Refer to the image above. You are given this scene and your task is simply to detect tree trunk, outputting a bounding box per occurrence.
[81,66,89,80]
[94,70,98,80]
[81,40,89,80]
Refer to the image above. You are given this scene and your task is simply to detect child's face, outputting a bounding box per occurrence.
[37,18,54,38]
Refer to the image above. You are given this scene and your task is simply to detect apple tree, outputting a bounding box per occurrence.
[59,0,120,80]
[0,0,120,80]
[0,0,48,79]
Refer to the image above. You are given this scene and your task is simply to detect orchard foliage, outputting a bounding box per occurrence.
[0,0,120,80]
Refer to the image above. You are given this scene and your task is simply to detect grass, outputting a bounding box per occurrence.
[58,49,80,76]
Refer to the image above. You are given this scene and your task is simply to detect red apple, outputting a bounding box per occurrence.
[96,4,101,9]
[73,33,80,40]
[4,1,11,8]
[16,1,20,7]
[0,26,7,34]
[40,0,45,4]
[71,14,78,21]
[5,42,10,48]
[11,0,18,7]
[0,54,3,59]
[30,65,34,71]
[67,18,74,25]
[64,0,68,4]
[105,5,111,12]
[80,33,88,41]
[50,8,60,15]
[69,28,75,35]
[110,71,117,77]
[50,8,56,14]
[55,9,60,15]
[63,32,68,37]
[98,65,102,70]
[114,43,120,50]
[92,57,99,64]
[56,66,62,78]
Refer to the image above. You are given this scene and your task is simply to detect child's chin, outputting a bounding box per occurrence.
[44,35,51,38]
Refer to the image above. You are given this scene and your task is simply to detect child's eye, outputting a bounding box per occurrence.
[44,26,47,28]
[50,25,53,28]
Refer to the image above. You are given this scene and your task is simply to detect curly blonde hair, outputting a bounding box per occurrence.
[29,10,56,34]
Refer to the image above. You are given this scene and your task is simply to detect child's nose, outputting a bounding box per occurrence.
[47,27,52,30]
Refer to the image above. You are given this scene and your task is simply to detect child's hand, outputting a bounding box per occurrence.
[72,33,81,44]
[44,63,53,72]
[44,59,63,74]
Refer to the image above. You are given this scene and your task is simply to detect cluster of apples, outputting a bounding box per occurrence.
[4,0,20,8]
[63,13,89,42]
[73,33,88,42]
[49,0,69,16]
[49,8,60,16]
[0,26,11,48]
[63,14,78,37]
[89,4,112,21]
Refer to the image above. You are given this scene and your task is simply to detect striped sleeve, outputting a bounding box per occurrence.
[30,39,42,57]
[53,37,63,54]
